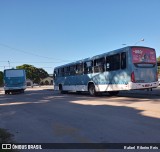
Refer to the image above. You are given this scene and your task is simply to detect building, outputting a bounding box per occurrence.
[40,77,53,85]
[26,79,33,87]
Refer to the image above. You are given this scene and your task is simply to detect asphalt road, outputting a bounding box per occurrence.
[0,86,160,152]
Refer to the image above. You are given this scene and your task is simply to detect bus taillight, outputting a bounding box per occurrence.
[131,72,135,82]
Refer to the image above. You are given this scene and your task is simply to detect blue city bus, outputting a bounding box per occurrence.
[53,46,159,96]
[4,69,26,94]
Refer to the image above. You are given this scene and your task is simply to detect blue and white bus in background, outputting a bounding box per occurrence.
[53,46,159,96]
[4,69,26,94]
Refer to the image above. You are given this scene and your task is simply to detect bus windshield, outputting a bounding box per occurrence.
[132,47,156,66]
[5,70,24,77]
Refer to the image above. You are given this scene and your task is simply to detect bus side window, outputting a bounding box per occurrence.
[70,65,76,75]
[64,67,68,76]
[76,63,83,75]
[121,52,126,69]
[60,68,64,76]
[106,54,120,71]
[58,68,61,76]
[57,69,60,76]
[106,56,110,71]
[94,57,105,73]
[66,66,70,76]
[84,61,93,74]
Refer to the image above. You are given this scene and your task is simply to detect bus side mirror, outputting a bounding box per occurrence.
[53,73,56,80]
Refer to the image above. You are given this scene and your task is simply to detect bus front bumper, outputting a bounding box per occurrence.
[4,86,27,91]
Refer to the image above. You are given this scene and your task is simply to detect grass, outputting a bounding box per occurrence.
[0,128,13,143]
[0,128,18,152]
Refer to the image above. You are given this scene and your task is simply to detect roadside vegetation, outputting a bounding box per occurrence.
[0,64,49,86]
[157,56,160,76]
[16,64,49,84]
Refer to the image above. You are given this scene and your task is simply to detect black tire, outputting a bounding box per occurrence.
[59,84,63,94]
[88,84,97,96]
[59,85,67,94]
[108,91,119,96]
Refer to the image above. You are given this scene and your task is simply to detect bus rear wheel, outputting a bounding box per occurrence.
[88,84,97,96]
[108,91,119,96]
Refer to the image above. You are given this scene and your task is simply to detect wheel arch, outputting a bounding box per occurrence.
[58,83,63,91]
[87,81,96,91]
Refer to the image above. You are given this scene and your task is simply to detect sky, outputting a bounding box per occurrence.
[0,0,160,74]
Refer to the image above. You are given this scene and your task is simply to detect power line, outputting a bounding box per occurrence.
[0,43,75,62]
[0,61,68,63]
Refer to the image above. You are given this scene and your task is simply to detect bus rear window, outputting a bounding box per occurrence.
[5,70,24,77]
[132,47,156,64]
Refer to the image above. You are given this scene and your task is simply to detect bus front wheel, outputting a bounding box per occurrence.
[59,84,63,94]
[59,84,67,94]
[88,84,97,96]
[5,91,10,95]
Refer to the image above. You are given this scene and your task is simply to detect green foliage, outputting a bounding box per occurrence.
[16,64,49,84]
[157,56,160,62]
[0,71,3,86]
[157,56,160,75]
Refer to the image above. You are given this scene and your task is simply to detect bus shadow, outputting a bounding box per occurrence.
[54,90,160,100]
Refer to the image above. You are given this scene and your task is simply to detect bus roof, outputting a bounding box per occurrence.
[91,46,155,59]
[55,57,91,69]
[4,69,25,72]
[54,46,155,70]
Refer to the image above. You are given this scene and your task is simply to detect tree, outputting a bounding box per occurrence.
[16,64,49,84]
[0,71,3,86]
[157,56,160,62]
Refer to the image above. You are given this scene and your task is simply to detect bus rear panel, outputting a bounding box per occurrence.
[129,47,158,90]
[4,69,26,94]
